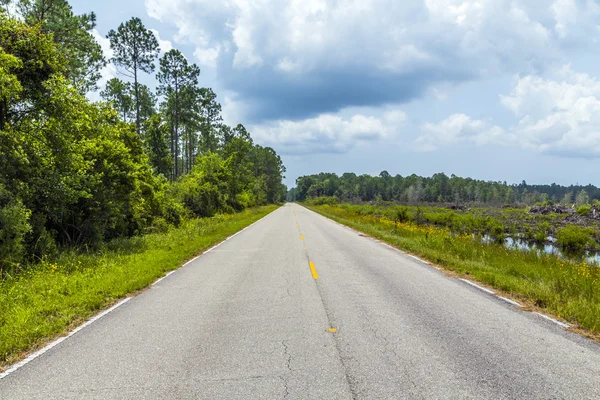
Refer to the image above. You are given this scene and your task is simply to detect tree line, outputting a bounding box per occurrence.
[291,172,599,206]
[0,1,286,271]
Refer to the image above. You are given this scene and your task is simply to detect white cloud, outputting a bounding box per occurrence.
[251,110,405,154]
[143,0,600,121]
[144,0,569,75]
[194,46,220,67]
[500,67,600,156]
[416,66,600,157]
[416,114,507,151]
[150,29,174,54]
[551,0,600,40]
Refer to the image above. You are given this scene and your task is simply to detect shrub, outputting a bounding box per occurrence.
[309,196,339,206]
[0,198,32,271]
[534,230,547,243]
[556,226,594,251]
[394,207,410,224]
[577,205,591,216]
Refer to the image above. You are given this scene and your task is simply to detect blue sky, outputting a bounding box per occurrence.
[73,0,600,187]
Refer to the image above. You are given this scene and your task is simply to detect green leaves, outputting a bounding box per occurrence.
[107,17,159,135]
[16,0,106,93]
[107,17,159,77]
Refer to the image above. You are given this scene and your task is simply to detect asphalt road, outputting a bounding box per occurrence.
[2,204,600,399]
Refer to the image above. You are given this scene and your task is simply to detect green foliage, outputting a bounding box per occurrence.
[156,49,201,178]
[16,0,106,92]
[0,185,31,271]
[0,9,286,278]
[556,226,595,251]
[176,153,230,218]
[100,78,134,121]
[107,17,159,134]
[576,189,590,206]
[308,196,339,206]
[143,114,171,176]
[577,205,591,216]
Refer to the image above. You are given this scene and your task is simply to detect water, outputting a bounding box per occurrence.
[481,235,600,266]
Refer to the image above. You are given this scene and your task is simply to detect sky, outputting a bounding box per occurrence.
[72,0,600,188]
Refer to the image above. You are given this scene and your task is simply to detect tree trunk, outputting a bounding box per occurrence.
[174,78,179,178]
[134,64,140,136]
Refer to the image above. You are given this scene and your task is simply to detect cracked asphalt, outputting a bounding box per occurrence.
[2,204,600,399]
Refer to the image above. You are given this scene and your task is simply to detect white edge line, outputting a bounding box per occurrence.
[408,254,431,265]
[0,297,131,380]
[201,212,270,256]
[0,208,278,380]
[305,206,577,331]
[534,312,571,328]
[459,279,496,295]
[497,296,522,308]
[152,270,179,286]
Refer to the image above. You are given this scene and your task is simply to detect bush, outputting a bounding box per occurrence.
[556,226,594,251]
[163,200,186,227]
[577,205,591,216]
[0,198,32,271]
[309,196,339,206]
[394,207,410,224]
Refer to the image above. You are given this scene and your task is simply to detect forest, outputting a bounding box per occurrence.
[290,171,599,206]
[0,1,286,273]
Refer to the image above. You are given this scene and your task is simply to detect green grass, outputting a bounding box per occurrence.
[0,205,278,366]
[306,204,600,337]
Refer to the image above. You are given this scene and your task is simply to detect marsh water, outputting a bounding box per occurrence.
[481,235,600,266]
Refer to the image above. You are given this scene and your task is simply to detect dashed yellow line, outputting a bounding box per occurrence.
[300,234,304,241]
[309,261,319,280]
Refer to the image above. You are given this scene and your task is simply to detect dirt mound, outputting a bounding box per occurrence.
[447,205,468,211]
[564,205,600,224]
[529,205,574,215]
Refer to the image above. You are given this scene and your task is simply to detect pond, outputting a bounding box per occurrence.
[481,235,600,266]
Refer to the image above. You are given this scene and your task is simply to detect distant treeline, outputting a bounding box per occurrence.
[290,172,599,206]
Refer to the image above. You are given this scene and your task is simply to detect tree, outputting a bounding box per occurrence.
[107,17,159,135]
[100,78,133,122]
[16,0,105,92]
[143,114,171,177]
[157,49,200,178]
[562,192,574,205]
[198,87,222,154]
[101,79,155,126]
[576,189,590,206]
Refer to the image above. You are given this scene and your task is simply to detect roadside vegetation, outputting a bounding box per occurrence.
[0,1,286,366]
[304,202,600,337]
[0,205,278,367]
[0,2,286,275]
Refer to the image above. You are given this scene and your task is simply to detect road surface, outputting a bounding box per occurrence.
[1,204,600,399]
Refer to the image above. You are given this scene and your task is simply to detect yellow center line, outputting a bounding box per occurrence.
[328,328,337,333]
[300,234,304,241]
[309,261,319,280]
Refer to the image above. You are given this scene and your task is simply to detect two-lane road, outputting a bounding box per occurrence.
[1,204,600,399]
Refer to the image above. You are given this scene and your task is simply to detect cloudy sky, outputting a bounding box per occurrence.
[73,0,600,187]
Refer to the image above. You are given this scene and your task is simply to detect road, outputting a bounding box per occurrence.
[1,203,600,399]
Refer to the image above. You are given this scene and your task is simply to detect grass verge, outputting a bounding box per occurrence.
[0,205,278,368]
[305,204,600,338]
